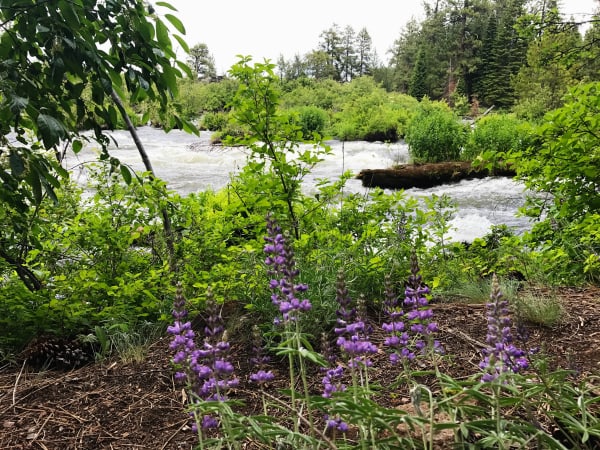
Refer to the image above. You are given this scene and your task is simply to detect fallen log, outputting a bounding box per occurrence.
[356,161,515,190]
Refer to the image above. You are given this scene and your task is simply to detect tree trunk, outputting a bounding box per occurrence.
[110,90,177,272]
[356,161,515,190]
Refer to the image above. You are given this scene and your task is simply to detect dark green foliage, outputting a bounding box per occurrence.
[475,0,529,108]
[408,48,428,100]
[405,100,468,162]
[0,165,174,349]
[512,6,583,121]
[0,0,195,212]
[513,82,600,282]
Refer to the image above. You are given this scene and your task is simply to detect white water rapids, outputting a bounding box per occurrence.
[65,127,532,243]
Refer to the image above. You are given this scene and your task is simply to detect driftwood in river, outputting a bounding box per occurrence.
[356,161,515,190]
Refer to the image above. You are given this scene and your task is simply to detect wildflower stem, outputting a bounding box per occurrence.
[286,332,298,432]
[295,322,315,434]
[259,390,339,450]
[492,383,505,450]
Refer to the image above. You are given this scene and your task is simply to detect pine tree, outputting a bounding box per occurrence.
[409,48,429,99]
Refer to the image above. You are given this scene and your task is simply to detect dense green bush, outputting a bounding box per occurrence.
[200,111,230,131]
[362,110,400,142]
[462,113,531,161]
[329,77,412,142]
[280,78,344,110]
[191,78,239,113]
[405,100,468,162]
[514,82,600,283]
[290,105,329,139]
[0,164,174,349]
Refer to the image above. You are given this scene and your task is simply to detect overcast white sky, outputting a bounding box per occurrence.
[163,0,599,75]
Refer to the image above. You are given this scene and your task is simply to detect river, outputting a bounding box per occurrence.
[65,127,531,243]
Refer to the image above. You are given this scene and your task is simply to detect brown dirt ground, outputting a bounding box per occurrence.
[1,286,599,449]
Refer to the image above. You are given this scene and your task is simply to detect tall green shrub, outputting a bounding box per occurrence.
[405,100,467,163]
[227,57,331,238]
[514,82,600,282]
[291,106,329,139]
[462,113,531,161]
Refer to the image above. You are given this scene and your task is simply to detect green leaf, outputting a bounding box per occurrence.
[164,14,185,34]
[159,66,178,96]
[120,164,132,185]
[26,170,43,204]
[72,139,83,153]
[107,105,118,126]
[155,1,177,11]
[173,34,190,54]
[175,59,193,78]
[155,18,171,49]
[37,114,66,148]
[9,151,25,177]
[9,95,29,115]
[58,0,80,28]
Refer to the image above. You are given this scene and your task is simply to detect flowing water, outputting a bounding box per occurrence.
[65,127,531,242]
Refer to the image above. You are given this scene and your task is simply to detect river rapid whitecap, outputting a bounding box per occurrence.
[65,127,532,242]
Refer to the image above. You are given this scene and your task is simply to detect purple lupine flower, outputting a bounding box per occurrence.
[383,253,441,363]
[325,415,349,432]
[201,415,219,430]
[480,274,528,382]
[168,284,239,435]
[249,325,275,385]
[264,213,311,324]
[167,283,197,381]
[333,271,377,368]
[382,273,411,363]
[320,332,347,398]
[193,289,239,401]
[322,364,346,398]
[403,253,440,352]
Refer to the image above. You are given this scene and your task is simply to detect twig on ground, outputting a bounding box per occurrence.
[160,418,189,450]
[12,359,26,407]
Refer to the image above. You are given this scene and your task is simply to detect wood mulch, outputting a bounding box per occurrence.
[1,286,599,449]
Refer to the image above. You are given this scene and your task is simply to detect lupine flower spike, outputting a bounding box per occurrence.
[382,273,410,364]
[480,274,529,382]
[167,282,197,382]
[383,252,440,363]
[185,288,239,431]
[403,252,440,355]
[264,213,311,324]
[334,271,377,369]
[321,331,346,399]
[249,325,275,385]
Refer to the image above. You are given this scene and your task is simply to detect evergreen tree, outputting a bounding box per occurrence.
[580,9,600,81]
[318,24,344,80]
[445,0,491,100]
[512,3,583,119]
[188,43,217,81]
[388,18,422,92]
[475,0,529,108]
[408,48,429,99]
[305,50,331,79]
[340,25,357,81]
[356,28,374,76]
